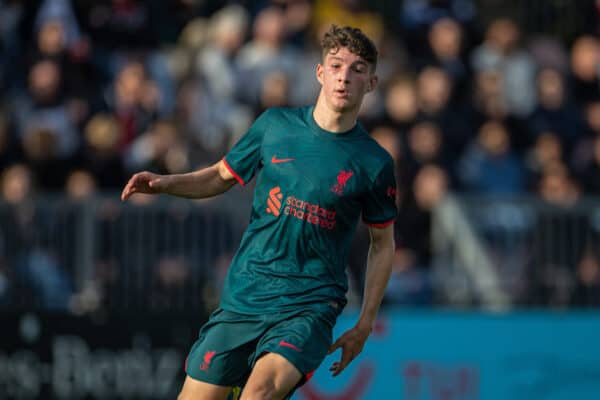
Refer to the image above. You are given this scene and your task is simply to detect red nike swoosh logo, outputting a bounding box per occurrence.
[271,156,295,164]
[279,340,303,352]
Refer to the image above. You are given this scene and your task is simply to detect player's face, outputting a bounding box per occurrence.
[317,47,377,113]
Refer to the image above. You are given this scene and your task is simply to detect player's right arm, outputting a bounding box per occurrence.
[123,108,273,201]
[120,160,236,201]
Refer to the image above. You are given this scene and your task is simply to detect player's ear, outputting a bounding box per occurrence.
[316,63,324,85]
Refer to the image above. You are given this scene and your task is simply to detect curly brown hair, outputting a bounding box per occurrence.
[321,25,378,72]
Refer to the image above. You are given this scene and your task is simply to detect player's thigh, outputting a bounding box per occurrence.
[257,308,334,378]
[178,375,232,400]
[241,309,335,399]
[240,352,302,400]
[186,308,264,386]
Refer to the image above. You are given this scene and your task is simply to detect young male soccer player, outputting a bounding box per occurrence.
[121,25,396,400]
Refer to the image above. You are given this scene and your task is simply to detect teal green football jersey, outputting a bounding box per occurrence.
[221,106,397,315]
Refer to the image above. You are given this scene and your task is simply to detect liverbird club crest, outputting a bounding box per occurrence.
[331,170,354,196]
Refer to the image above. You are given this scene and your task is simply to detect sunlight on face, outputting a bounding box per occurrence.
[317,47,377,113]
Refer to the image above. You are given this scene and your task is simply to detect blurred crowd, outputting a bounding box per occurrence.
[2,0,600,310]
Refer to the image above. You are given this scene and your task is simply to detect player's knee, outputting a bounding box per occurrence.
[240,381,282,400]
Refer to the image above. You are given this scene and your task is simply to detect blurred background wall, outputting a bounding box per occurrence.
[1,0,600,399]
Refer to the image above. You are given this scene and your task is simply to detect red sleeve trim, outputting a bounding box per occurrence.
[364,217,396,228]
[222,157,246,186]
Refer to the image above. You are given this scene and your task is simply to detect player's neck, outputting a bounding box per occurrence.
[312,97,358,133]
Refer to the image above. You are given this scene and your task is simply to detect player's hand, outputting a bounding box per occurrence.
[121,171,166,201]
[327,324,371,377]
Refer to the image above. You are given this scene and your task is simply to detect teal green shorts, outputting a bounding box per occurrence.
[185,304,338,391]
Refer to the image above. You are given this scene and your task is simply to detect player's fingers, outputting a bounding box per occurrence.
[339,348,354,369]
[328,337,343,354]
[121,181,134,201]
[338,344,359,374]
[122,173,156,201]
[121,175,141,200]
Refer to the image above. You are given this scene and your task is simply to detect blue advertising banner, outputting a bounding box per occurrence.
[295,311,600,400]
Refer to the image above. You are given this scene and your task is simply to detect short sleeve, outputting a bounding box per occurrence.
[361,159,398,227]
[222,110,271,185]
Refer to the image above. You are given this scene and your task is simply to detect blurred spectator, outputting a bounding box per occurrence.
[103,59,164,152]
[257,69,291,113]
[571,253,600,307]
[16,248,73,310]
[527,35,569,72]
[82,113,126,189]
[538,161,580,207]
[13,59,79,163]
[526,162,584,306]
[1,163,74,310]
[370,124,403,201]
[150,255,192,310]
[458,120,526,194]
[529,67,584,154]
[387,164,449,305]
[26,4,95,129]
[570,100,600,174]
[0,163,35,305]
[398,0,478,56]
[569,35,600,106]
[311,0,385,46]
[65,169,97,201]
[34,0,85,49]
[125,118,189,175]
[398,164,449,265]
[525,132,564,186]
[416,66,451,117]
[579,136,600,195]
[403,121,445,188]
[1,163,34,205]
[380,75,418,131]
[280,0,313,47]
[423,17,469,96]
[176,77,252,164]
[196,5,249,102]
[471,18,536,116]
[236,6,302,107]
[471,69,507,120]
[371,124,401,163]
[415,65,473,155]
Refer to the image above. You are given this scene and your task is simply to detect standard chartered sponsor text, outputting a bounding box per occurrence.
[284,196,336,230]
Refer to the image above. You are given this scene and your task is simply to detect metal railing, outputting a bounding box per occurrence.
[0,191,250,314]
[435,195,600,308]
[2,192,600,314]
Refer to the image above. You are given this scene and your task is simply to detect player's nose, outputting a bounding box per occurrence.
[338,66,351,83]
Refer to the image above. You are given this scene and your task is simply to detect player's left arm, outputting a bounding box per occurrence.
[328,223,394,376]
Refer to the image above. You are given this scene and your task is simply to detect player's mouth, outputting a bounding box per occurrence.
[334,88,349,98]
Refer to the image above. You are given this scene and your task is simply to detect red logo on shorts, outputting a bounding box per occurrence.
[331,170,353,196]
[200,351,216,371]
